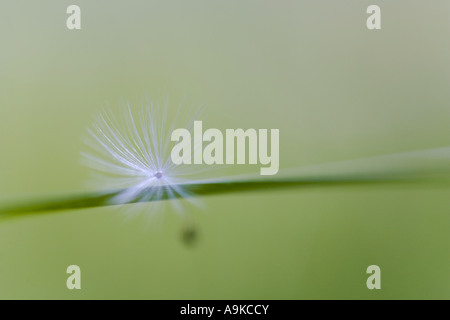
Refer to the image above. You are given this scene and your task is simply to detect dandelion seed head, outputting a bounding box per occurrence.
[82,97,206,219]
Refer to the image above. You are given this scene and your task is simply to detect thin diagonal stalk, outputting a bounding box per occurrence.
[0,172,425,217]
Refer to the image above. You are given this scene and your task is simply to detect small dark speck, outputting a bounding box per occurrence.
[182,227,198,246]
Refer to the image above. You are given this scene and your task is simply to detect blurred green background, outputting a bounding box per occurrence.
[0,0,449,299]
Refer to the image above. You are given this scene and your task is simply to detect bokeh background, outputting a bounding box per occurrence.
[0,0,449,299]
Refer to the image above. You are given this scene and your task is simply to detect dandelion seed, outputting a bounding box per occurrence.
[81,98,206,220]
